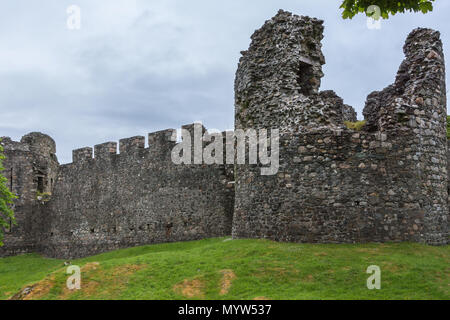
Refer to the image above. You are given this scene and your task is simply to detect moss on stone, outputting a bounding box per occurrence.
[36,192,51,202]
[344,120,366,131]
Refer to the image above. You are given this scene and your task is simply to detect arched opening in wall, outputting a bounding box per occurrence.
[10,168,13,191]
[297,61,315,96]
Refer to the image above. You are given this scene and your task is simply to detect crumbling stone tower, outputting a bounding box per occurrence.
[232,10,448,245]
[235,10,356,133]
[0,133,59,255]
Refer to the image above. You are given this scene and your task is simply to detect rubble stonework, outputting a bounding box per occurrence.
[0,10,448,259]
[233,10,448,245]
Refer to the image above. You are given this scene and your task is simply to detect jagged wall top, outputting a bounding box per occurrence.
[363,28,446,132]
[235,10,355,133]
[1,132,57,158]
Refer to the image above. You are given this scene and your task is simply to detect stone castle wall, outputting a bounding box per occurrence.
[0,10,448,259]
[1,127,234,259]
[232,10,448,245]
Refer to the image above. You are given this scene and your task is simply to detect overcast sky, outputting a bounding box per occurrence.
[1,0,449,163]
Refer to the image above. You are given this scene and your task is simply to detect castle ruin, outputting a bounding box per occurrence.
[1,10,448,259]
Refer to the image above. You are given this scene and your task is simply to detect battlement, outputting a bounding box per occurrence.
[148,129,176,148]
[181,123,207,138]
[119,136,145,154]
[94,142,117,160]
[67,128,184,165]
[72,147,93,162]
[68,124,237,166]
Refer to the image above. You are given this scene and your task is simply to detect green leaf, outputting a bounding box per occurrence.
[419,2,433,13]
[339,0,436,19]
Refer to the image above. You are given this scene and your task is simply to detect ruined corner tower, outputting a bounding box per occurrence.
[232,10,448,245]
[0,133,59,255]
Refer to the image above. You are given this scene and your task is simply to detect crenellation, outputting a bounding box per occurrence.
[94,142,117,160]
[180,123,207,164]
[148,129,177,158]
[148,129,177,145]
[72,147,93,163]
[119,136,145,154]
[181,123,207,138]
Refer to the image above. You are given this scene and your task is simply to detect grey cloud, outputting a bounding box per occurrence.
[0,0,449,163]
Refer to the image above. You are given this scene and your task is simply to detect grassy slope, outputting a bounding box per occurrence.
[0,238,448,300]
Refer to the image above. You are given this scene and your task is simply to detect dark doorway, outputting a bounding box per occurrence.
[37,176,44,193]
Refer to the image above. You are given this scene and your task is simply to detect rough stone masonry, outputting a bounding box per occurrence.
[0,10,448,259]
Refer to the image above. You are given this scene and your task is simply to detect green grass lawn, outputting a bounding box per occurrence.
[0,238,448,300]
